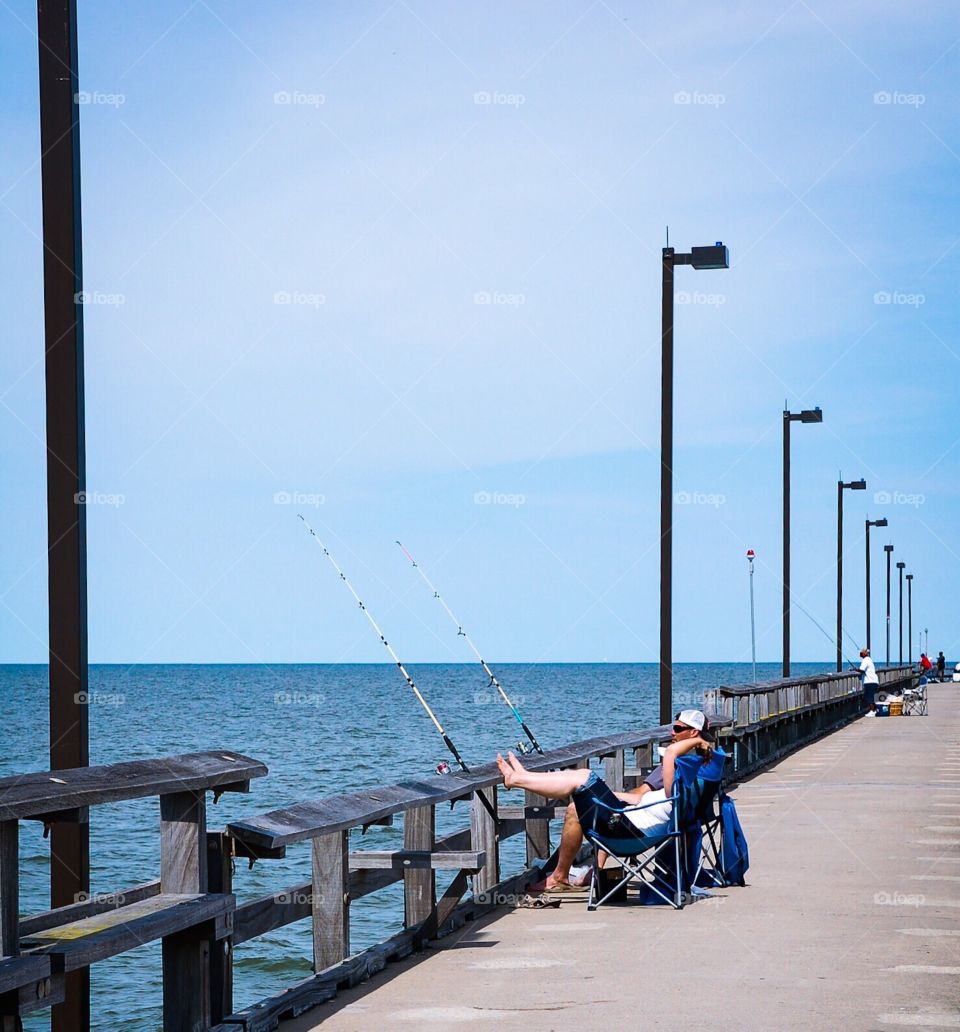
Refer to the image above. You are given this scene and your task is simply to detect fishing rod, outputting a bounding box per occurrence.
[298,515,479,781]
[396,540,544,755]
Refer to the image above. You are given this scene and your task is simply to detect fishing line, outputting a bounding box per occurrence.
[396,540,543,755]
[298,515,482,785]
[791,593,861,668]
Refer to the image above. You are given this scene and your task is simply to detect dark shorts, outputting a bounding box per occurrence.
[572,771,624,830]
[863,682,877,707]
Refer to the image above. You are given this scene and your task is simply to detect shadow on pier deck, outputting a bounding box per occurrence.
[282,685,960,1032]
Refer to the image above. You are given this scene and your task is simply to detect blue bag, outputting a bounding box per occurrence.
[720,793,749,885]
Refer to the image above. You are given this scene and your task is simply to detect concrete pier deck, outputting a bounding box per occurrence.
[282,685,960,1031]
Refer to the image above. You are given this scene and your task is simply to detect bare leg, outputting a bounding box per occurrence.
[544,802,584,887]
[496,753,592,798]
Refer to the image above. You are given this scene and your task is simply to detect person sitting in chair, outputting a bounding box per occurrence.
[528,710,710,892]
[498,721,713,886]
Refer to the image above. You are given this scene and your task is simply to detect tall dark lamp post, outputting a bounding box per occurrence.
[884,543,894,666]
[906,573,913,664]
[836,477,866,670]
[865,517,887,652]
[896,561,905,664]
[782,405,823,677]
[660,239,729,724]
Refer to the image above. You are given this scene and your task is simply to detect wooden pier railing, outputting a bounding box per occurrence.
[1,666,916,1031]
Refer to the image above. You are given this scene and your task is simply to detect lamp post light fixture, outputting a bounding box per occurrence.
[836,477,867,671]
[659,238,729,724]
[906,573,913,665]
[782,404,824,677]
[896,561,906,664]
[865,517,887,652]
[884,544,894,666]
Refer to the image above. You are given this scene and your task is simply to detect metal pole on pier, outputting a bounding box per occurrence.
[837,478,866,671]
[782,405,823,677]
[864,517,887,653]
[37,0,90,1027]
[747,549,757,684]
[906,574,913,664]
[884,544,894,666]
[659,237,728,723]
[896,561,905,664]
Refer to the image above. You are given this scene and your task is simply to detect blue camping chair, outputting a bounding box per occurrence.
[688,749,731,889]
[574,751,725,910]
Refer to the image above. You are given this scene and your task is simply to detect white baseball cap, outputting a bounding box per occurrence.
[676,709,706,731]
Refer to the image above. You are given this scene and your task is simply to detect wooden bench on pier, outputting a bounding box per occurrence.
[0,750,267,1030]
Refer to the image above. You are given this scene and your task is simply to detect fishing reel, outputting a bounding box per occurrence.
[435,761,452,776]
[514,740,532,756]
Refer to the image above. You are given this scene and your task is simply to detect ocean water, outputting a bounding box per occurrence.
[1,661,829,1029]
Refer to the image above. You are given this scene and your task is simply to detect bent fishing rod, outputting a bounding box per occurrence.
[396,540,544,755]
[298,517,497,819]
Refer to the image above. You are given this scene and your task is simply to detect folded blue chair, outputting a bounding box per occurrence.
[573,751,725,910]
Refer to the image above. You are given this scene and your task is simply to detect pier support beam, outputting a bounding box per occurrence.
[37,1,90,1028]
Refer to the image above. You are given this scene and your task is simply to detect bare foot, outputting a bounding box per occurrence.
[507,750,525,772]
[496,753,518,789]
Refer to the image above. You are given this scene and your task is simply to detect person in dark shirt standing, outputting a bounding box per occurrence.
[937,651,946,681]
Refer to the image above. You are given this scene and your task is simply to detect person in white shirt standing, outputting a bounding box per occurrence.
[858,648,880,715]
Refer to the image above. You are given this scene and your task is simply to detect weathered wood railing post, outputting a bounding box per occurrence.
[160,790,211,1032]
[603,749,625,792]
[207,831,233,1023]
[523,791,551,864]
[0,820,19,1032]
[312,830,350,971]
[471,788,499,900]
[403,805,435,927]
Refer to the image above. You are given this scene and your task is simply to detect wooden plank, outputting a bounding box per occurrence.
[22,893,233,971]
[21,880,160,937]
[312,831,349,971]
[603,749,625,792]
[161,791,208,894]
[403,804,434,928]
[226,729,673,850]
[0,822,18,959]
[523,792,551,864]
[498,804,566,821]
[350,850,484,872]
[207,832,233,1023]
[0,752,267,821]
[0,955,50,996]
[471,787,499,899]
[162,922,212,1031]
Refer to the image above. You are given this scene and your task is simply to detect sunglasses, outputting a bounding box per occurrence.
[672,723,693,733]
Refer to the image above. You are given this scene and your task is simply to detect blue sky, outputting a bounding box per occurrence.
[1,1,957,663]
